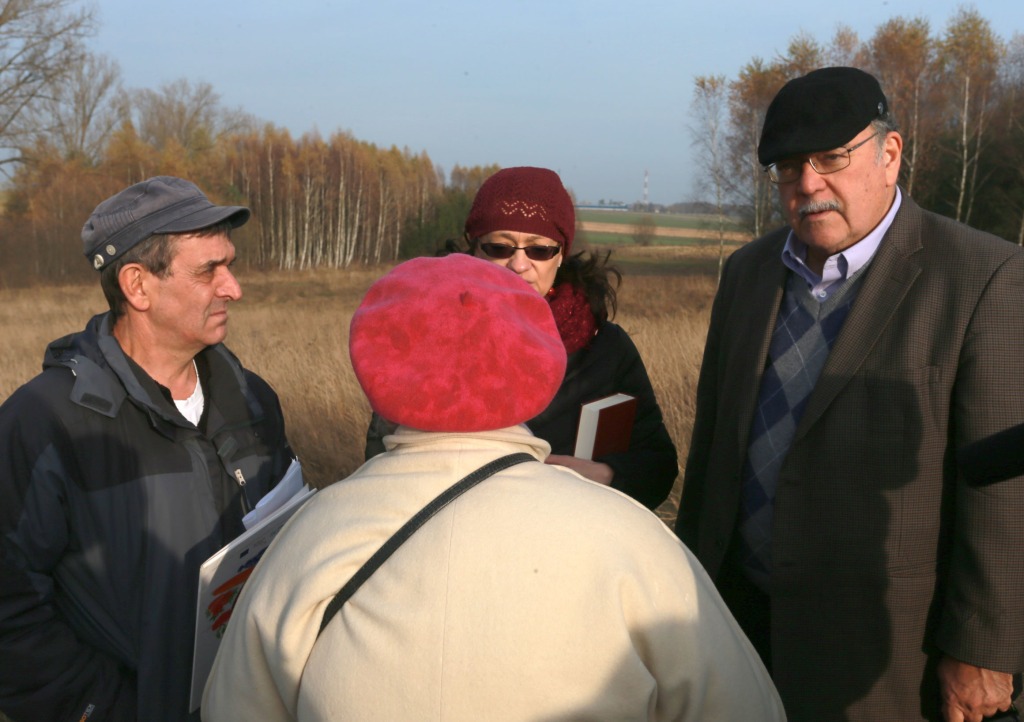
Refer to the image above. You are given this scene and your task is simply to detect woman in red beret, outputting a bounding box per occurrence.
[366,166,678,509]
[205,254,783,721]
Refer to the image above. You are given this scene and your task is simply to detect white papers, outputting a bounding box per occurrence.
[189,460,315,711]
[242,458,304,529]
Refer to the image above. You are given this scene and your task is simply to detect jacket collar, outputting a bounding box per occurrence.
[382,424,552,461]
[794,191,924,440]
[44,312,261,433]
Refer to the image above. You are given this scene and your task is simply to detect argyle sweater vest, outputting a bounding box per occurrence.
[737,268,867,590]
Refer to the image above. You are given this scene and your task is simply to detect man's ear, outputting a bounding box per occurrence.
[118,264,152,312]
[884,131,903,187]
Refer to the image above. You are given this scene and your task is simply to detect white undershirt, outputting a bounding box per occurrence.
[174,360,205,426]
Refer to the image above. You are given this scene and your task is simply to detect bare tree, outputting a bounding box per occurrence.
[24,52,123,164]
[130,78,256,158]
[690,74,730,281]
[726,58,788,238]
[0,0,95,171]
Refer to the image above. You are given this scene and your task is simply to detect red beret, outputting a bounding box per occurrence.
[464,167,576,255]
[349,254,567,432]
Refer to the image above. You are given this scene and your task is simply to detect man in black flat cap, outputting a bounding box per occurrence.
[675,67,1024,721]
[0,177,294,721]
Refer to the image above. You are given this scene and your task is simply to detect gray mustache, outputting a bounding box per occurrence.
[799,200,841,218]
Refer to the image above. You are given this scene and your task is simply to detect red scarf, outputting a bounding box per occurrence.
[547,282,598,355]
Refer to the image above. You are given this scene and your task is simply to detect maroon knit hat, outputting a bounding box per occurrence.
[349,254,567,432]
[464,167,576,255]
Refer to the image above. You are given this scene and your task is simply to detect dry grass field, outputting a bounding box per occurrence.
[0,251,718,526]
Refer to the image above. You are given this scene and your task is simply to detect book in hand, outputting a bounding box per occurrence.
[573,393,637,461]
[189,459,315,711]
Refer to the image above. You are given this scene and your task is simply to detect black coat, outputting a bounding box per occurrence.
[0,313,293,722]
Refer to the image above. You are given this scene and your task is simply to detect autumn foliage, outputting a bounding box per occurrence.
[693,8,1024,245]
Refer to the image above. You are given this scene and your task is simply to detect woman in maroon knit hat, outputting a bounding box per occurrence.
[366,166,678,509]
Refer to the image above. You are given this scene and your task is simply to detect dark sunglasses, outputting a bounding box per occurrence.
[479,242,562,261]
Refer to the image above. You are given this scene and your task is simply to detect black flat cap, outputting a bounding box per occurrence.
[82,176,250,270]
[758,66,889,166]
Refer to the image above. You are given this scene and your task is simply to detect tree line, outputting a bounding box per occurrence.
[690,7,1024,247]
[0,0,501,286]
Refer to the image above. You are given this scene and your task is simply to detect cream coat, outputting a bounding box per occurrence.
[203,426,784,721]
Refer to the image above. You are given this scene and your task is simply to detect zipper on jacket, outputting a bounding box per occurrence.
[234,468,251,515]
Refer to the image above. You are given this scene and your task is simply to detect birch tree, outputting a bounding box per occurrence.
[826,24,865,68]
[727,59,788,237]
[779,32,825,77]
[937,7,1003,223]
[690,74,730,281]
[867,17,936,196]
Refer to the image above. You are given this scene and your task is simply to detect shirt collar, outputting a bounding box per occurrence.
[782,187,902,291]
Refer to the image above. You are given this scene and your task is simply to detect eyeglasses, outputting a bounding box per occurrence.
[479,242,562,261]
[765,132,879,184]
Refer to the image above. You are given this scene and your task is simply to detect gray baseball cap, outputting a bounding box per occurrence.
[82,176,250,270]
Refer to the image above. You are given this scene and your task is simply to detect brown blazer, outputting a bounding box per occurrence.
[676,194,1024,721]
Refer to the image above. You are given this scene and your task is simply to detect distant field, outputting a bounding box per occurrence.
[575,209,751,250]
[595,244,735,277]
[576,208,747,233]
[579,229,746,248]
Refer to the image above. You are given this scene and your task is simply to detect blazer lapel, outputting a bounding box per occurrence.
[734,240,789,445]
[794,194,924,440]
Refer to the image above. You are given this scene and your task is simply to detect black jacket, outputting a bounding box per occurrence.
[0,313,293,722]
[367,321,677,509]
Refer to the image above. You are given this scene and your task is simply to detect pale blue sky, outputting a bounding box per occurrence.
[90,0,1020,205]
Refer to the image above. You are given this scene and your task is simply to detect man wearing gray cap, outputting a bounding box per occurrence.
[0,177,294,721]
[675,67,1024,721]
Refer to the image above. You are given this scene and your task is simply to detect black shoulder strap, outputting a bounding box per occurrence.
[317,452,535,638]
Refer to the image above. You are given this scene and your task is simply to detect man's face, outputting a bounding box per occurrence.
[776,127,902,266]
[147,232,242,355]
